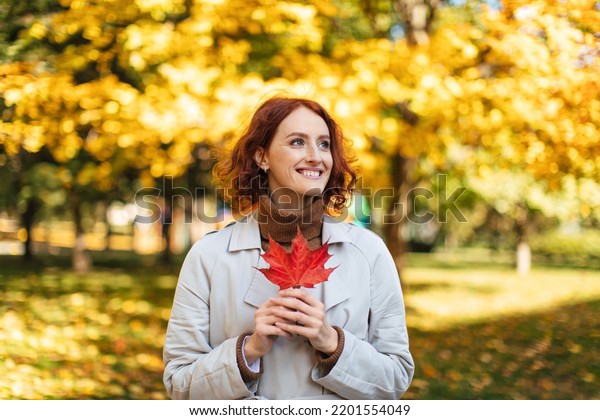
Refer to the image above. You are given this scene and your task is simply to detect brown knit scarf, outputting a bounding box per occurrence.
[257,195,325,252]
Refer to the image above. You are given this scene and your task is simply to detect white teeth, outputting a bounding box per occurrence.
[301,170,320,177]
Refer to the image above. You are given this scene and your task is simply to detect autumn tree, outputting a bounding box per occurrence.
[2,0,598,276]
[361,0,600,273]
[1,0,370,268]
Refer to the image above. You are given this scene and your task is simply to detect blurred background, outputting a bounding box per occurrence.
[1,0,599,399]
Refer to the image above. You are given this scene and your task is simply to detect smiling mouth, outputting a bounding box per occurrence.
[298,169,322,178]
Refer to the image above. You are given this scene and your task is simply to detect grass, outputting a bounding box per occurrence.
[1,252,599,399]
[402,253,600,399]
[0,255,177,399]
[403,299,600,399]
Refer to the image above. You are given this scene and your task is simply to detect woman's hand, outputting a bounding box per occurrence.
[270,288,338,355]
[244,298,293,364]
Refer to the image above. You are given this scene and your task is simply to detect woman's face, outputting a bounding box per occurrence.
[255,106,333,209]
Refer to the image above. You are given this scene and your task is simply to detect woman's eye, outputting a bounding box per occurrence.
[319,140,330,149]
[290,138,304,146]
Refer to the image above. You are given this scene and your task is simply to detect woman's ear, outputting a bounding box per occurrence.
[254,148,268,171]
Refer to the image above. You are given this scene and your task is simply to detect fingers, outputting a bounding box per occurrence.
[254,290,330,345]
[271,290,339,353]
[268,292,330,344]
[271,290,324,317]
[279,288,322,307]
[254,302,294,338]
[255,314,293,336]
[272,306,312,327]
[271,298,314,320]
[254,323,293,338]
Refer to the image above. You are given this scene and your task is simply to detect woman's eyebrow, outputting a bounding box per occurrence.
[285,132,309,138]
[285,132,330,139]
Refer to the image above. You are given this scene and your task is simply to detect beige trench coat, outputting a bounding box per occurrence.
[163,214,414,400]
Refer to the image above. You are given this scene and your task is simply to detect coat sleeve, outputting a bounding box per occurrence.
[311,236,414,399]
[163,239,257,400]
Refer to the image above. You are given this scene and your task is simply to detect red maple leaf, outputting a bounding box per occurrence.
[257,228,338,290]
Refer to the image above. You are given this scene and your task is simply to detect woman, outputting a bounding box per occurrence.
[163,97,414,399]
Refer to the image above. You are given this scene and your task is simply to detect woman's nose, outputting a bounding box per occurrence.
[305,143,322,163]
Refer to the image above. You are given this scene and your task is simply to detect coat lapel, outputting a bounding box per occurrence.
[243,251,280,309]
[320,216,352,311]
[235,214,353,312]
[320,267,350,312]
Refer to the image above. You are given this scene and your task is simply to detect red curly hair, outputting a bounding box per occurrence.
[213,96,357,213]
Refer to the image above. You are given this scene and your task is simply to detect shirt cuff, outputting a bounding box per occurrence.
[242,335,261,373]
[236,334,263,383]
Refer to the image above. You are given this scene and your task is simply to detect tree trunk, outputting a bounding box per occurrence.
[382,151,416,274]
[395,0,440,45]
[379,98,422,278]
[97,201,110,251]
[516,240,531,276]
[72,198,92,273]
[21,198,39,261]
[515,205,531,276]
[162,201,172,265]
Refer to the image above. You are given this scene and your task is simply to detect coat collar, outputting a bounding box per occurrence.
[230,213,352,313]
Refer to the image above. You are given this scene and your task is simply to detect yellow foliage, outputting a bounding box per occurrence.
[1,0,598,219]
